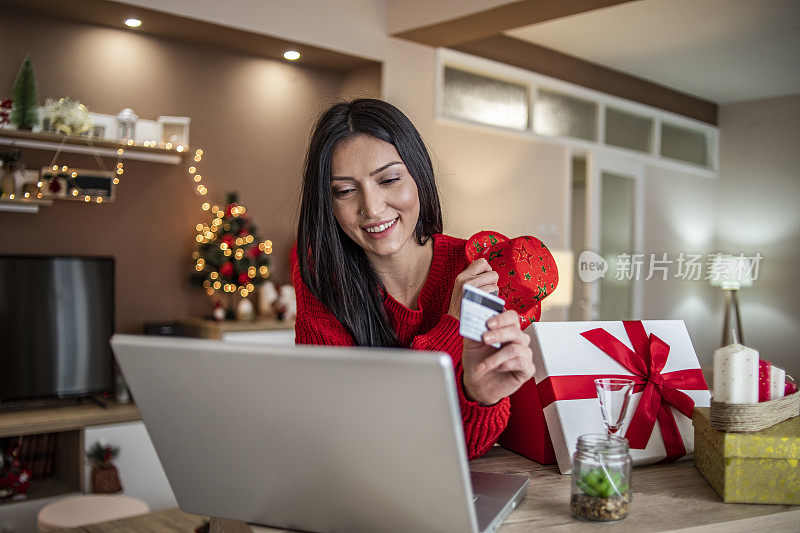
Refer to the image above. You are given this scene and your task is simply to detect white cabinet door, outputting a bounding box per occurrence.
[221,330,295,345]
[84,421,177,511]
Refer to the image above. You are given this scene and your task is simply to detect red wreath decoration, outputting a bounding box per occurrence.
[465,231,559,329]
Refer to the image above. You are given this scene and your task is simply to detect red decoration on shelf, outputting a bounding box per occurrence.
[0,99,12,127]
[0,444,32,501]
[220,262,234,278]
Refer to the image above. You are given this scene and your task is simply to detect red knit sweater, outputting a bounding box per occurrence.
[291,233,511,460]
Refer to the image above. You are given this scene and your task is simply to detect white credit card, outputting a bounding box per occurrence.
[459,284,505,348]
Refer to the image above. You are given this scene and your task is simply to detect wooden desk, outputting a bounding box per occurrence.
[74,446,800,532]
[58,508,206,532]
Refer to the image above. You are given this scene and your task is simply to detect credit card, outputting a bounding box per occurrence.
[459,284,505,348]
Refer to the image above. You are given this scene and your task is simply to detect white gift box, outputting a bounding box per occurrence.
[528,320,711,474]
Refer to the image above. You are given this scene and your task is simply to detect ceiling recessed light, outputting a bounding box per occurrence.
[124,18,142,28]
[283,50,300,61]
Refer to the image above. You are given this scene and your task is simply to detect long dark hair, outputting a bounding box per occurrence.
[297,99,443,347]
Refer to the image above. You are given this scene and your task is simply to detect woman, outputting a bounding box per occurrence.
[292,99,534,460]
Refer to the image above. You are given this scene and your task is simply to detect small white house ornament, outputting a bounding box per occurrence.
[258,281,278,317]
[116,108,138,141]
[157,116,190,146]
[236,297,255,321]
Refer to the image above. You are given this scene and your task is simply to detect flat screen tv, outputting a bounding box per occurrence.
[0,255,115,403]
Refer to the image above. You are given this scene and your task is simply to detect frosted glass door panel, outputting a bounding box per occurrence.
[570,157,588,321]
[442,67,529,131]
[600,172,635,320]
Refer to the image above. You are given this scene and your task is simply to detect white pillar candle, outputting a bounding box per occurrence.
[713,343,759,404]
[770,366,786,400]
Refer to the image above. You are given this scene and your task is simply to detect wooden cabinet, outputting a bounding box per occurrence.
[0,401,140,504]
[179,317,295,344]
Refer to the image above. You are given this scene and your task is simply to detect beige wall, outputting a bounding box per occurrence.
[339,64,383,100]
[0,7,378,333]
[640,165,718,365]
[383,38,569,246]
[716,94,800,372]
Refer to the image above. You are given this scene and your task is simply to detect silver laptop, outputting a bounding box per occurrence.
[111,335,528,533]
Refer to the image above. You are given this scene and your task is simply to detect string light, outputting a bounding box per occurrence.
[186,145,272,299]
[43,138,195,209]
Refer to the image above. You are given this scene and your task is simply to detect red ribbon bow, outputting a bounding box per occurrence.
[538,321,708,460]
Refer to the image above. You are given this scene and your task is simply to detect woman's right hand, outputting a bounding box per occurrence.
[448,258,500,320]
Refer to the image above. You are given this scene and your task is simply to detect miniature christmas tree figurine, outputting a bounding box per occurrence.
[191,192,272,314]
[10,56,40,131]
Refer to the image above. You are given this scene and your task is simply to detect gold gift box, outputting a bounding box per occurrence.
[693,406,800,504]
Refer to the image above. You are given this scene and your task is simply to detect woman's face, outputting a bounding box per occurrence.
[329,135,421,262]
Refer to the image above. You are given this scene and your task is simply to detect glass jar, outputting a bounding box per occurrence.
[570,434,632,522]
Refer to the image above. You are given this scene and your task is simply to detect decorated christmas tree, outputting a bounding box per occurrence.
[10,56,39,131]
[191,193,272,303]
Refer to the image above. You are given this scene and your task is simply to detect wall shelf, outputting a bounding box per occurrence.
[0,196,52,213]
[0,129,190,165]
[0,129,192,213]
[0,401,140,439]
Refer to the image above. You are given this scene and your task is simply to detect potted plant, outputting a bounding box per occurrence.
[86,440,123,494]
[0,149,23,197]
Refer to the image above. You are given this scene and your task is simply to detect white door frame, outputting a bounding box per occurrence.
[585,151,645,320]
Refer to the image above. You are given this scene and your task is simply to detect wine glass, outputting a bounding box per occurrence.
[594,378,635,436]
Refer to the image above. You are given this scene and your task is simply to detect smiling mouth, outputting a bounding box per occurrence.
[363,218,398,233]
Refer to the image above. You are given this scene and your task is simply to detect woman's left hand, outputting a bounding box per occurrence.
[461,309,534,406]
